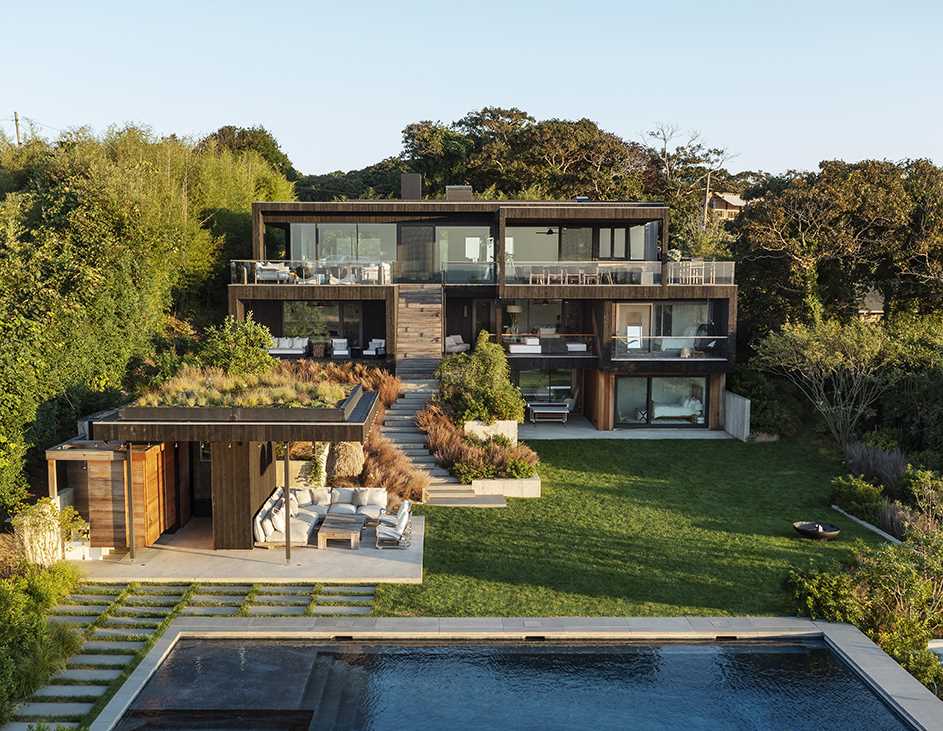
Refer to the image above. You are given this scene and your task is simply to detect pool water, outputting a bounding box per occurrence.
[119,640,911,730]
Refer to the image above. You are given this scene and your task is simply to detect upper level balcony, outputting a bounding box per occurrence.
[610,335,729,361]
[504,260,734,286]
[231,259,496,286]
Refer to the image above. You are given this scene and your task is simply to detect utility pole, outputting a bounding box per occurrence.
[13,111,21,145]
[702,169,712,230]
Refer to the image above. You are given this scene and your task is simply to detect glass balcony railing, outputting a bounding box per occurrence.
[665,261,735,285]
[610,335,728,360]
[231,259,496,285]
[504,261,663,285]
[498,333,596,357]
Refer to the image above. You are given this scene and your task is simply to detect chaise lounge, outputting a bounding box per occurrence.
[376,499,412,549]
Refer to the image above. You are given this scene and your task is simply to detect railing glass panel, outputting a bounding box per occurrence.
[499,333,596,356]
[504,260,662,285]
[610,335,728,360]
[665,261,735,285]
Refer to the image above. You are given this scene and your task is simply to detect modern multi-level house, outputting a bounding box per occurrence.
[229,175,737,431]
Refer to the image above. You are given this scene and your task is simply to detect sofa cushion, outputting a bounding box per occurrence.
[291,337,308,350]
[356,504,383,520]
[328,503,357,516]
[363,487,387,508]
[261,517,275,539]
[292,488,313,506]
[270,501,286,533]
[253,512,266,543]
[297,504,327,522]
[311,489,331,506]
[352,488,370,507]
[331,487,357,505]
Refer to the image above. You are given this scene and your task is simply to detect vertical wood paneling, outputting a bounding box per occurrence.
[709,373,725,430]
[212,441,274,549]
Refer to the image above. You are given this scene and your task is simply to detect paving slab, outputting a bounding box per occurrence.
[253,594,310,606]
[320,585,375,594]
[310,605,372,616]
[49,615,96,625]
[14,701,94,717]
[34,684,107,698]
[101,616,162,627]
[194,584,253,593]
[247,605,307,616]
[55,668,123,682]
[67,594,117,604]
[93,628,155,640]
[112,605,173,616]
[123,595,180,606]
[316,595,373,604]
[190,594,246,604]
[179,606,239,616]
[69,654,134,666]
[255,585,315,595]
[136,584,191,593]
[54,605,106,615]
[83,640,145,652]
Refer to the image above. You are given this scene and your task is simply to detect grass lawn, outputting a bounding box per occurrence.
[374,438,881,617]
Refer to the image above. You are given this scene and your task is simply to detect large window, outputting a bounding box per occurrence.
[287,223,396,263]
[516,368,577,403]
[437,226,494,282]
[502,300,586,335]
[505,227,559,262]
[560,227,592,261]
[615,376,707,426]
[282,302,364,347]
[357,224,396,262]
[317,223,356,261]
[289,223,317,260]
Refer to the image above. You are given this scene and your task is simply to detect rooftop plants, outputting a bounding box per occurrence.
[195,314,276,376]
[136,363,348,408]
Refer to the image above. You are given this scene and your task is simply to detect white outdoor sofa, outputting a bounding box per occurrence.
[509,337,542,355]
[255,261,293,283]
[268,336,310,358]
[444,334,470,353]
[253,486,388,548]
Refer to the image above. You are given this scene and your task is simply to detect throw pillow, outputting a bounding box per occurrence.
[271,502,286,533]
[352,488,370,507]
[261,517,275,539]
[311,489,331,506]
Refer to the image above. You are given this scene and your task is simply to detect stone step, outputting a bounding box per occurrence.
[83,640,146,652]
[415,465,450,477]
[13,702,94,719]
[315,595,373,604]
[34,684,107,699]
[55,668,123,683]
[255,585,315,595]
[425,487,477,497]
[69,654,135,667]
[190,594,246,605]
[310,605,372,616]
[76,584,126,593]
[426,476,461,485]
[101,616,162,627]
[252,594,310,606]
[54,605,105,615]
[399,448,432,456]
[320,585,376,594]
[136,584,190,594]
[246,605,306,616]
[66,594,117,605]
[48,615,95,626]
[93,627,156,640]
[408,455,438,464]
[179,605,239,616]
[425,495,508,508]
[112,605,173,617]
[382,415,416,422]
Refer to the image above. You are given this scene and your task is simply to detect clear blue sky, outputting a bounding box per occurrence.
[4,0,941,176]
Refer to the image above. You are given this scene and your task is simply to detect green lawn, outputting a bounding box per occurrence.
[374,439,881,617]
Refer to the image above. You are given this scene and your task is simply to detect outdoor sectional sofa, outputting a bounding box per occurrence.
[253,486,388,548]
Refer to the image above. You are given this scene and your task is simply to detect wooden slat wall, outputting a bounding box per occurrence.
[709,373,726,430]
[211,441,275,550]
[177,443,192,528]
[584,369,615,430]
[85,460,127,548]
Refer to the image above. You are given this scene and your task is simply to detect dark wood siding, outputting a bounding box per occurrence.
[211,441,276,550]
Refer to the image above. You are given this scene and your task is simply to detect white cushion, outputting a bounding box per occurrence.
[361,487,387,508]
[396,509,410,533]
[253,513,266,543]
[331,487,357,505]
[261,517,275,538]
[357,505,384,520]
[311,489,331,506]
[292,488,313,505]
[270,502,286,532]
[377,524,402,541]
[328,503,357,515]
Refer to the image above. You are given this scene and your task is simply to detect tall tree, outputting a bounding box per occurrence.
[200,125,299,180]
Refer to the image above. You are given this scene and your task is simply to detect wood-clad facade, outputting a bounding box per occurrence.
[233,199,738,433]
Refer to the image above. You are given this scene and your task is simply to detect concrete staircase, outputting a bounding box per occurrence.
[382,378,506,508]
[300,652,369,729]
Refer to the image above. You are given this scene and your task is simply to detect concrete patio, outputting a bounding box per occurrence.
[520,415,734,440]
[72,516,424,584]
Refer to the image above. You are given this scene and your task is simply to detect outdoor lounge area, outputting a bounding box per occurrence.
[72,514,425,584]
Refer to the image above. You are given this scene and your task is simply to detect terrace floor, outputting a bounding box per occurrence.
[519,415,733,440]
[72,517,425,585]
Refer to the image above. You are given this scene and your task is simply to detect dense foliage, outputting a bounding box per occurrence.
[0,129,293,517]
[0,562,81,722]
[436,331,526,425]
[199,125,299,180]
[196,314,276,375]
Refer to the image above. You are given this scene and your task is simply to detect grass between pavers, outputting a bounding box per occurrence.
[375,438,882,617]
[78,584,197,728]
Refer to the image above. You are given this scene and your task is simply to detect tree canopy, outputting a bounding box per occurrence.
[199,125,299,181]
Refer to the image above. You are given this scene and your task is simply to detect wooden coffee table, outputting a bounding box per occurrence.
[316,513,367,549]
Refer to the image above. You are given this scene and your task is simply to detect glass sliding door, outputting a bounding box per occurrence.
[437,225,493,283]
[615,377,649,425]
[397,224,437,282]
[560,227,592,261]
[614,304,652,356]
[317,223,356,262]
[615,376,708,427]
[289,223,317,261]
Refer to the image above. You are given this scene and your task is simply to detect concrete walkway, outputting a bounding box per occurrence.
[520,415,733,440]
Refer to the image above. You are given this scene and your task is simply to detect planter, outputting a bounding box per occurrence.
[310,341,327,358]
[471,475,540,498]
[463,419,518,446]
[120,385,363,423]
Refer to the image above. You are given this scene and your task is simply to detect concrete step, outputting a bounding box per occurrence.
[101,616,162,627]
[315,594,373,604]
[382,415,416,422]
[426,475,461,485]
[425,494,508,508]
[136,584,190,594]
[124,595,179,606]
[93,627,156,640]
[54,605,104,615]
[112,605,173,617]
[49,615,95,626]
[408,455,438,464]
[13,702,94,719]
[252,594,310,605]
[415,465,450,477]
[425,487,477,498]
[55,668,123,682]
[33,684,107,699]
[190,593,246,605]
[66,594,117,605]
[255,584,316,595]
[69,654,134,667]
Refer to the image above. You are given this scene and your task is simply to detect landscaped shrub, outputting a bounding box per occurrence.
[844,442,908,498]
[417,404,538,484]
[292,361,401,408]
[327,442,366,481]
[862,428,901,451]
[0,562,82,723]
[360,422,429,505]
[785,568,863,624]
[726,366,805,438]
[12,499,89,568]
[436,331,525,424]
[830,474,884,524]
[195,314,276,376]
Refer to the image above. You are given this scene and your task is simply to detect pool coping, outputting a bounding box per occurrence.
[90,616,943,731]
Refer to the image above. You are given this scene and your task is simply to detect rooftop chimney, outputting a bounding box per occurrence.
[446,185,474,202]
[401,173,422,200]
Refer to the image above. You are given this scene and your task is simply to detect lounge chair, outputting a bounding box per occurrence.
[331,338,350,359]
[364,339,386,357]
[444,334,470,353]
[376,503,412,549]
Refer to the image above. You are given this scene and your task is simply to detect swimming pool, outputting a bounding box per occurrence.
[116,639,912,730]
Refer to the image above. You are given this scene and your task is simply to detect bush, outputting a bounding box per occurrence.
[360,417,429,504]
[785,568,863,624]
[876,617,943,691]
[862,428,900,451]
[327,442,365,481]
[436,331,525,424]
[726,367,804,438]
[417,404,538,484]
[830,474,885,524]
[0,563,82,723]
[196,314,276,376]
[844,442,908,497]
[291,361,401,408]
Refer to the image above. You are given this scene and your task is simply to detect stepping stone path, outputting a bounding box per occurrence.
[3,582,376,730]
